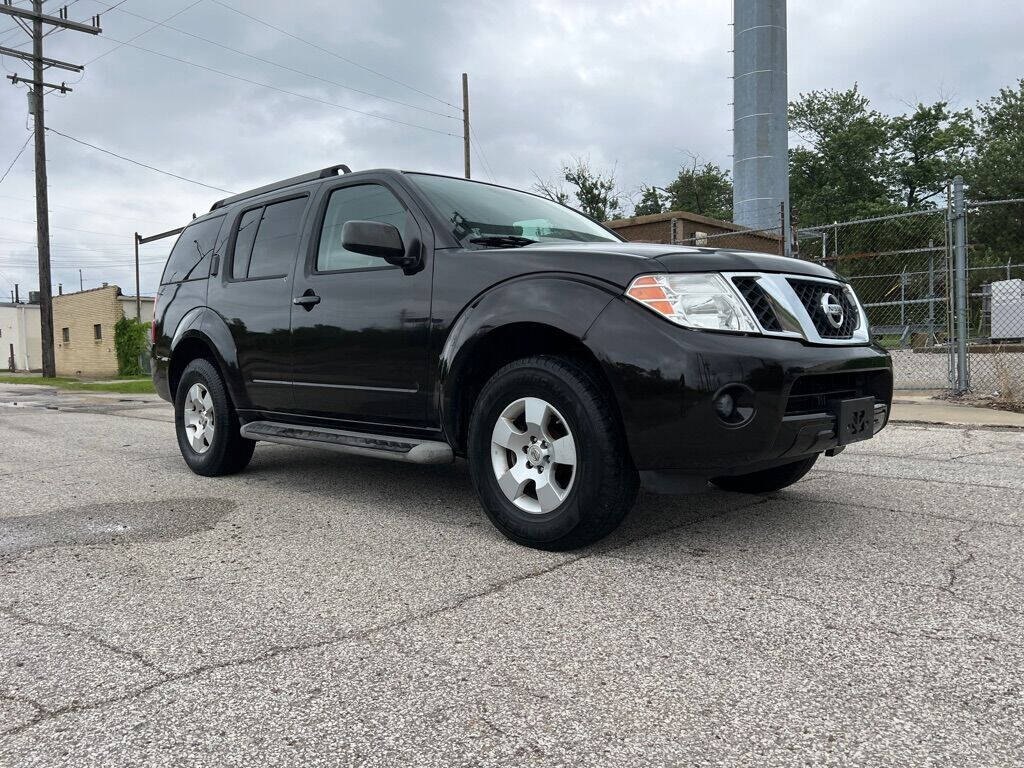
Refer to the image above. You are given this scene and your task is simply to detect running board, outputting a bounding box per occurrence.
[240,421,453,464]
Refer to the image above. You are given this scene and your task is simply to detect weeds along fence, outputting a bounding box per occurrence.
[676,187,1024,397]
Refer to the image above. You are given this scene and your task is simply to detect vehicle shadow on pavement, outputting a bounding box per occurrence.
[220,444,785,553]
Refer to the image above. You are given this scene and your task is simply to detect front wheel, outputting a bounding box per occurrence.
[468,356,639,551]
[710,455,818,494]
[174,358,255,477]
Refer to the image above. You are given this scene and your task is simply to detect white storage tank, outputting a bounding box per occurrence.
[991,278,1024,340]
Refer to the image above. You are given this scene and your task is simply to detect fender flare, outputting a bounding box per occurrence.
[168,307,248,408]
[437,273,619,445]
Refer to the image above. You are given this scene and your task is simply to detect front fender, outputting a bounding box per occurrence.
[437,274,618,444]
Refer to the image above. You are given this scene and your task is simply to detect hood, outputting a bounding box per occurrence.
[489,241,839,284]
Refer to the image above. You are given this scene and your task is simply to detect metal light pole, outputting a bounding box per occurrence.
[732,0,791,255]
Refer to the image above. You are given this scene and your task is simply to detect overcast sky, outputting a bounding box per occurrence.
[1,0,1022,299]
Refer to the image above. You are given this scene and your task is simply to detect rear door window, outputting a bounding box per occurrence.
[160,215,225,284]
[230,197,308,280]
[230,208,262,280]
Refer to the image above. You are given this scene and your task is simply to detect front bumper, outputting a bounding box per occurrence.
[586,297,894,474]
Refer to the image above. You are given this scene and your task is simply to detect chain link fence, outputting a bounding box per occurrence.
[674,188,1024,400]
[962,199,1024,401]
[798,210,954,390]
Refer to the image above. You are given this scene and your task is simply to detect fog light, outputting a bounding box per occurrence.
[712,384,756,427]
[713,392,735,420]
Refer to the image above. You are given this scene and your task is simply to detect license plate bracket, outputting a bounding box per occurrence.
[833,396,875,445]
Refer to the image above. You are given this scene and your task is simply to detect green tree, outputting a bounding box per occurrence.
[967,79,1024,268]
[633,185,667,216]
[970,79,1024,201]
[533,158,621,221]
[561,157,621,221]
[663,160,733,220]
[531,173,569,205]
[788,85,893,226]
[889,101,974,209]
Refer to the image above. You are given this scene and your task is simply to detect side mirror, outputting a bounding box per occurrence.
[341,220,416,269]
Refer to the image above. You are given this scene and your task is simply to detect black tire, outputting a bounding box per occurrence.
[468,355,639,551]
[174,358,255,477]
[710,454,818,494]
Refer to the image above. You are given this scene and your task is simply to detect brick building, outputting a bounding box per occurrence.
[52,285,154,377]
[605,210,782,254]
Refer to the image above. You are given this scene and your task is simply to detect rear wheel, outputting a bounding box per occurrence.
[710,455,818,494]
[468,355,638,551]
[174,358,255,476]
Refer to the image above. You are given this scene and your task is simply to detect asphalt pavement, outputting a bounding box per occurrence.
[1,384,1022,767]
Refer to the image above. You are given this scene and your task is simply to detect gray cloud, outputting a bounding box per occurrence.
[0,0,1021,298]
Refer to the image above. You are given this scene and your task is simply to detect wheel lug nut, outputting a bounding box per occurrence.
[525,461,532,468]
[537,467,543,474]
[522,446,528,453]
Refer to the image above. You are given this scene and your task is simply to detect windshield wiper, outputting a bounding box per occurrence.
[468,235,537,248]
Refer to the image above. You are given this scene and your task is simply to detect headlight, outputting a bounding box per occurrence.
[626,273,757,333]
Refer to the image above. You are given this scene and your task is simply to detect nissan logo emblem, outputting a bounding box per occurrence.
[820,292,845,329]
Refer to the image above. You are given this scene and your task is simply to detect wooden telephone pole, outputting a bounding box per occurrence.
[0,1,102,377]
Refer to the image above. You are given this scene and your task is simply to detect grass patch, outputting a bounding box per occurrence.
[0,375,155,394]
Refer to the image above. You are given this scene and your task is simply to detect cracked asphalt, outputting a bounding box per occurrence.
[1,386,1023,767]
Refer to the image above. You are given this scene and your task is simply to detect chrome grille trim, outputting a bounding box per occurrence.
[722,271,871,346]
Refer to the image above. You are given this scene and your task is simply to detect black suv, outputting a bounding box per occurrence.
[152,166,892,550]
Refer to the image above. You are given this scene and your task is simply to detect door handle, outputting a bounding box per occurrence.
[293,290,321,310]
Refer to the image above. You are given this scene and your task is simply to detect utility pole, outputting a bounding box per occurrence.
[78,268,83,291]
[462,72,470,179]
[0,1,102,377]
[134,232,141,320]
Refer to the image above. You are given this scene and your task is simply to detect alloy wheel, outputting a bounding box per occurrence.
[490,396,577,514]
[183,382,215,454]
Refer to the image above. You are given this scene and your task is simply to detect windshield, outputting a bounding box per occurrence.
[406,173,620,245]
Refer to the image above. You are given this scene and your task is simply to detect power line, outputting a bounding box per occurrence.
[469,122,497,183]
[0,193,176,226]
[45,127,236,193]
[209,0,459,112]
[0,214,128,237]
[94,36,462,138]
[84,0,203,66]
[107,5,461,122]
[0,130,33,185]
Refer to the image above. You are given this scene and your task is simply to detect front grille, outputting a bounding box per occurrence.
[788,279,859,339]
[785,370,891,415]
[732,277,782,331]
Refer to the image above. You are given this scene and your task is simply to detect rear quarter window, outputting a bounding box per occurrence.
[160,216,225,285]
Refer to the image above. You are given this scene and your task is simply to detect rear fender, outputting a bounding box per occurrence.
[168,308,248,408]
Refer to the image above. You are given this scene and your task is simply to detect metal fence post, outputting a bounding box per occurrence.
[953,175,969,393]
[927,240,935,340]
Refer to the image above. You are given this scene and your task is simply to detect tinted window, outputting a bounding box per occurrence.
[230,208,262,280]
[160,215,225,284]
[247,197,308,278]
[317,185,414,272]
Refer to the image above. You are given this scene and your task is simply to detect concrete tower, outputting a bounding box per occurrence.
[732,0,790,254]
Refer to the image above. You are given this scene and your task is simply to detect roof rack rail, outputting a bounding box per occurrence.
[209,164,352,211]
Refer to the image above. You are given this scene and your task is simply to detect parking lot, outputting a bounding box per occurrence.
[1,386,1022,767]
